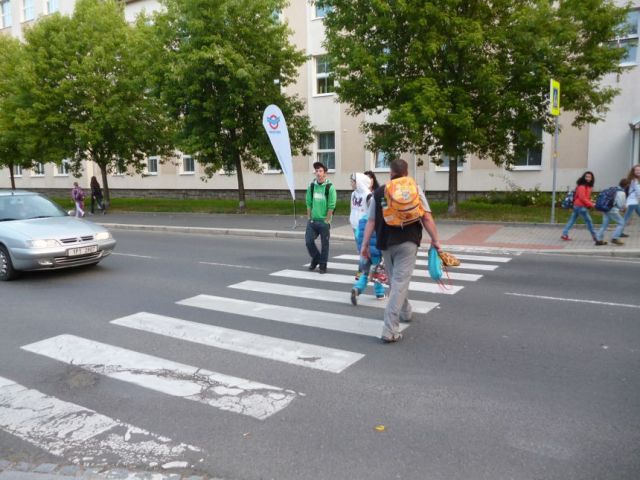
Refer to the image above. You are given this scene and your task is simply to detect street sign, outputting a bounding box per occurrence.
[550,79,560,116]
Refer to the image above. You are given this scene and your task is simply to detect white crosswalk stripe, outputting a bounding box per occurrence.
[0,375,201,465]
[22,335,297,420]
[177,294,409,337]
[334,254,499,271]
[111,311,364,373]
[228,280,440,314]
[416,252,512,263]
[314,261,482,282]
[270,270,464,294]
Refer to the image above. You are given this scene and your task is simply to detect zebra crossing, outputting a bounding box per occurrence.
[1,248,513,466]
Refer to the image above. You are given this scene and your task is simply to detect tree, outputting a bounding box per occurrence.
[19,0,175,204]
[0,36,35,190]
[318,0,628,214]
[151,0,313,212]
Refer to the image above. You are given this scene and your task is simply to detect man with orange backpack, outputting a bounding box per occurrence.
[360,159,441,343]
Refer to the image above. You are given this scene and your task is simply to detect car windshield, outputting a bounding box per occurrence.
[0,195,67,221]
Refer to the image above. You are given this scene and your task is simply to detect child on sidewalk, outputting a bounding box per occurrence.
[595,178,629,246]
[349,172,385,305]
[71,182,85,218]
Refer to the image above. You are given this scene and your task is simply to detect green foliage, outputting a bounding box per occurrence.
[149,0,314,209]
[17,0,175,201]
[466,188,551,207]
[318,0,628,211]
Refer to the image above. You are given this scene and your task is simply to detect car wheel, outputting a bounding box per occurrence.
[0,245,18,281]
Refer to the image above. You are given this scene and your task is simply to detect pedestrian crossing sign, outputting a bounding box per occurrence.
[550,79,560,116]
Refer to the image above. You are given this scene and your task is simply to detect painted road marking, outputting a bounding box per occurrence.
[315,262,482,282]
[505,292,640,310]
[270,270,463,295]
[199,261,266,270]
[22,335,296,420]
[416,252,512,263]
[228,280,440,314]
[111,312,364,374]
[0,375,200,467]
[177,295,409,337]
[334,254,498,271]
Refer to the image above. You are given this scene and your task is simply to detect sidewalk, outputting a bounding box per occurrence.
[93,211,640,257]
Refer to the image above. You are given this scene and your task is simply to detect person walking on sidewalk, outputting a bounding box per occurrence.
[621,164,640,237]
[561,171,597,241]
[90,176,106,215]
[595,178,628,246]
[71,182,85,218]
[360,159,441,343]
[349,172,385,304]
[305,161,337,274]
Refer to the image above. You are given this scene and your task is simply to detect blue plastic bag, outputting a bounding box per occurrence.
[427,246,443,281]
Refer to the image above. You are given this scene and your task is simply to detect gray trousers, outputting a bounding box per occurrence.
[381,242,418,338]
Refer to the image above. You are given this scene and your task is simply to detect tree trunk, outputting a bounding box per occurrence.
[9,164,15,190]
[234,150,246,213]
[99,162,110,209]
[447,157,458,215]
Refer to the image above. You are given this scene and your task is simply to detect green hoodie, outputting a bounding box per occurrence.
[306,180,337,221]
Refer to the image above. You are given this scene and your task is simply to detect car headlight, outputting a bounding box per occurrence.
[26,239,59,248]
[95,231,112,241]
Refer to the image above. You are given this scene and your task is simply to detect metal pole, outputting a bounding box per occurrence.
[550,116,559,224]
[292,197,298,229]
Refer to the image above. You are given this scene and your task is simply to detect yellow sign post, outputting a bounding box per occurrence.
[550,79,561,223]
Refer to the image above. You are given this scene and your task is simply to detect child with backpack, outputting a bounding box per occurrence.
[561,171,597,241]
[71,182,85,218]
[595,178,629,246]
[350,172,385,305]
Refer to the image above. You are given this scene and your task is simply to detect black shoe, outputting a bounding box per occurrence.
[319,265,327,274]
[308,260,318,271]
[620,233,629,238]
[594,240,607,246]
[350,288,358,306]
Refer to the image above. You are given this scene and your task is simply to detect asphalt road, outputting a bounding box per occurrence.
[1,230,639,480]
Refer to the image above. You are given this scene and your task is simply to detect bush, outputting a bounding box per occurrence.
[467,187,551,207]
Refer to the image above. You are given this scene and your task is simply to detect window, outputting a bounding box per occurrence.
[146,156,158,175]
[615,9,639,65]
[316,132,335,170]
[1,0,12,28]
[22,0,33,21]
[31,162,45,176]
[182,154,195,174]
[314,3,332,18]
[13,164,22,177]
[315,55,334,94]
[436,154,464,172]
[374,151,391,170]
[46,0,58,14]
[55,159,71,176]
[513,123,543,169]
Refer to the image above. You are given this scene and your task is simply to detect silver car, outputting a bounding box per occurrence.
[0,190,116,281]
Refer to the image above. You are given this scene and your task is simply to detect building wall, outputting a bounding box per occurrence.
[2,0,639,196]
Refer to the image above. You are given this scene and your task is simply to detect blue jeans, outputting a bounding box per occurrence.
[596,210,624,241]
[562,206,596,238]
[623,204,640,231]
[305,220,330,266]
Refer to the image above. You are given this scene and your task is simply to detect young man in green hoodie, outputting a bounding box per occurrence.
[305,161,337,273]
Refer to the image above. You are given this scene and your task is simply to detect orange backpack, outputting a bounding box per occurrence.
[382,177,425,227]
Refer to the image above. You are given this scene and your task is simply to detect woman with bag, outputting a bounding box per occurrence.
[561,171,597,241]
[620,164,640,236]
[90,176,105,214]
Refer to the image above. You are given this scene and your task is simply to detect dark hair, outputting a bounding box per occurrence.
[619,178,630,189]
[312,161,327,172]
[90,176,100,188]
[389,159,408,179]
[576,171,594,187]
[363,170,380,190]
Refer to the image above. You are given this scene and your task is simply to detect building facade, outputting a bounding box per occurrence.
[1,0,639,197]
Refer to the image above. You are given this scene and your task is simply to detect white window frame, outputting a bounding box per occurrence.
[616,9,639,66]
[22,0,34,22]
[512,123,543,171]
[435,154,465,172]
[1,0,12,28]
[314,3,331,19]
[55,159,71,176]
[13,164,22,177]
[181,154,195,174]
[316,132,336,171]
[31,162,45,177]
[372,150,391,172]
[146,156,159,175]
[314,55,335,96]
[111,162,126,176]
[46,0,58,14]
[262,161,282,174]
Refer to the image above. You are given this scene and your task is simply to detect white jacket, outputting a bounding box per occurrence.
[626,179,639,206]
[349,173,372,230]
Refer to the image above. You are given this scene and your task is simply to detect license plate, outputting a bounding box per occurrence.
[67,244,98,256]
